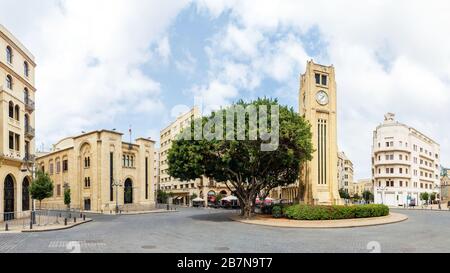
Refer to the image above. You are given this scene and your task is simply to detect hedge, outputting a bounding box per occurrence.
[278,204,389,220]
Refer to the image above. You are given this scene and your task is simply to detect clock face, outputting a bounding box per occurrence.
[316,90,329,106]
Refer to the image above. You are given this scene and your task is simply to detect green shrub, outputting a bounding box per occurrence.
[272,205,283,218]
[283,204,389,220]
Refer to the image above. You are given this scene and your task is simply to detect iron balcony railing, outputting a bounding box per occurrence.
[25,97,35,112]
[25,125,35,139]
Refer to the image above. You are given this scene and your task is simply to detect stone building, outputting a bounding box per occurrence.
[338,152,354,194]
[372,113,440,206]
[36,130,156,212]
[159,107,231,206]
[0,24,36,218]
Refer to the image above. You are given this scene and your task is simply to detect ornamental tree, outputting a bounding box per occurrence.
[29,170,54,209]
[167,98,313,218]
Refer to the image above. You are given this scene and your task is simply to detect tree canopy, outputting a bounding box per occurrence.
[168,98,313,218]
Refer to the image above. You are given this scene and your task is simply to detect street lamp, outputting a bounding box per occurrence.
[21,154,36,226]
[112,179,123,214]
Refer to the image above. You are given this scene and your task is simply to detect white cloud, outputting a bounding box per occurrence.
[0,0,190,144]
[197,0,450,178]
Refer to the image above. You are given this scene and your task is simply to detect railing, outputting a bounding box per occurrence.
[25,125,35,139]
[25,97,35,112]
[0,209,85,232]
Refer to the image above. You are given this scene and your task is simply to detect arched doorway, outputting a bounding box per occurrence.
[124,179,133,204]
[220,190,228,196]
[22,178,30,211]
[4,175,15,220]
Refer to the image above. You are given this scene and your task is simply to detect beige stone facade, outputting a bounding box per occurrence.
[351,179,373,197]
[372,113,440,206]
[338,152,354,194]
[0,24,36,217]
[159,107,231,206]
[36,130,156,212]
[441,175,450,206]
[299,61,340,205]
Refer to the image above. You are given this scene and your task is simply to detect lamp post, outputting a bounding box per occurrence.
[112,179,123,214]
[21,154,36,225]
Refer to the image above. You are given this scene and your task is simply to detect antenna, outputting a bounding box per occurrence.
[128,125,132,150]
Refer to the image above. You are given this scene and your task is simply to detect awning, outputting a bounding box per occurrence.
[222,195,238,201]
[192,197,205,202]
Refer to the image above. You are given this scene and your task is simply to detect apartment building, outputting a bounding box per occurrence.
[337,152,354,194]
[0,24,36,218]
[351,179,373,197]
[372,113,440,206]
[159,107,231,206]
[36,130,156,212]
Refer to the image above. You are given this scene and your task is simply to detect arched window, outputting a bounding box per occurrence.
[6,46,13,63]
[8,101,14,118]
[130,156,134,167]
[6,75,13,89]
[24,61,29,77]
[24,88,29,102]
[14,105,20,121]
[126,155,130,167]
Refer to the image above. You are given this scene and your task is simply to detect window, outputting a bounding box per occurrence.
[84,177,91,188]
[62,160,68,172]
[386,181,389,187]
[399,168,403,174]
[390,168,394,174]
[24,61,29,77]
[399,155,403,160]
[9,131,14,150]
[8,101,14,118]
[84,157,91,168]
[14,105,20,121]
[57,185,61,196]
[321,75,328,86]
[390,154,394,160]
[400,181,403,187]
[6,75,13,89]
[315,73,320,85]
[56,160,61,173]
[14,134,20,151]
[6,46,12,63]
[390,181,394,187]
[49,163,54,174]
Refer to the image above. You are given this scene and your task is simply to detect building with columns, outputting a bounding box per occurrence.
[372,113,440,206]
[1,24,36,219]
[36,130,156,212]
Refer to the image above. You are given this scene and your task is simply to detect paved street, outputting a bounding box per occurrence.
[0,208,449,253]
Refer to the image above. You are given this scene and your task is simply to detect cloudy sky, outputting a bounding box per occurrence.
[1,0,450,179]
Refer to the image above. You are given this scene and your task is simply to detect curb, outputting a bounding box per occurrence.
[229,213,408,229]
[21,219,93,233]
[107,210,180,216]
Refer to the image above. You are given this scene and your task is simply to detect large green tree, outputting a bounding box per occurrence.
[29,170,54,209]
[167,98,313,218]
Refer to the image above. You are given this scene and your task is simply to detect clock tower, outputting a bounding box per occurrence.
[299,60,341,205]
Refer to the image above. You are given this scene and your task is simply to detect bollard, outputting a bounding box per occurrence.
[83,215,86,221]
[74,217,76,223]
[167,204,169,211]
[80,213,82,218]
[30,220,33,230]
[64,218,67,226]
[69,213,71,219]
[5,222,8,231]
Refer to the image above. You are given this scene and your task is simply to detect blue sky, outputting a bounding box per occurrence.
[2,0,450,179]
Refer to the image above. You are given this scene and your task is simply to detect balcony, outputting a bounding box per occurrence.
[25,97,35,112]
[25,125,35,139]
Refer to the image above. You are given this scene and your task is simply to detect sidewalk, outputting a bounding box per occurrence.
[390,204,450,211]
[0,217,92,233]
